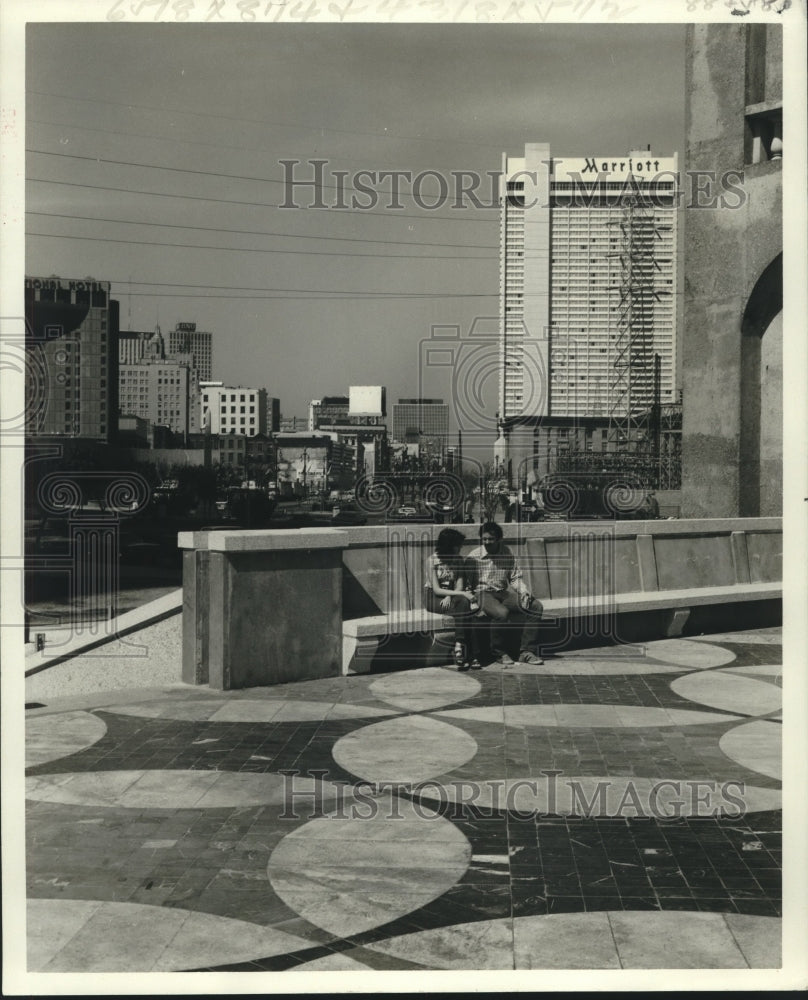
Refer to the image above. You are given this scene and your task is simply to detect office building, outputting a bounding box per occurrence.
[119,359,194,435]
[24,276,119,443]
[280,415,307,433]
[118,325,202,435]
[200,382,268,437]
[306,387,387,477]
[309,396,349,431]
[167,322,213,382]
[392,398,448,442]
[266,396,281,433]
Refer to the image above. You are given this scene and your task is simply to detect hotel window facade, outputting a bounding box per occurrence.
[499,143,679,423]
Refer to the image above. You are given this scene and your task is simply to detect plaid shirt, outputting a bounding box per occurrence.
[467,543,527,594]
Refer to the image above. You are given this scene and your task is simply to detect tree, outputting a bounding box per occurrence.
[456,461,509,524]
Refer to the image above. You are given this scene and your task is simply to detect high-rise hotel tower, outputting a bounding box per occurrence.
[499,143,678,435]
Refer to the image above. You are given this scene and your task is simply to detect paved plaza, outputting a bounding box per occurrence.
[22,627,783,976]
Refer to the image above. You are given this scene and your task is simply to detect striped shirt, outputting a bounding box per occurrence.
[468,543,525,593]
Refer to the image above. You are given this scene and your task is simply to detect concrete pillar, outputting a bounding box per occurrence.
[179,529,348,690]
[681,24,782,518]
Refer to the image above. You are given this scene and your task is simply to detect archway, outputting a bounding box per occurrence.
[739,254,783,517]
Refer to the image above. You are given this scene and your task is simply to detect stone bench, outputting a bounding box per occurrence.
[340,519,782,674]
[178,518,782,689]
[342,581,782,674]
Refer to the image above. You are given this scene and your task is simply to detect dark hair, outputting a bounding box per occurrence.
[479,521,503,540]
[435,528,465,555]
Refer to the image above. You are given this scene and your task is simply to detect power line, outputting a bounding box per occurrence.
[27,174,497,224]
[28,116,287,156]
[28,89,509,153]
[27,137,503,212]
[27,210,499,250]
[26,229,494,261]
[40,275,496,298]
[118,290,498,301]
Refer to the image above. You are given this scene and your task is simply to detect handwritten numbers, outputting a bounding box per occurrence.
[130,0,170,18]
[329,0,369,19]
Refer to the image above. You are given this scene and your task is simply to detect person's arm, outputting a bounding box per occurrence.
[430,561,467,599]
[507,548,531,602]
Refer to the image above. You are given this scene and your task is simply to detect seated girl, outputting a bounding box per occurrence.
[423,527,482,671]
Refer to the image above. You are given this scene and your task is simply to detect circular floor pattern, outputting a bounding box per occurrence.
[670,670,781,717]
[369,667,481,711]
[332,714,478,784]
[362,911,780,970]
[291,953,373,971]
[26,711,108,769]
[108,698,397,723]
[484,656,685,676]
[25,769,353,811]
[719,719,781,780]
[723,664,781,678]
[640,638,738,669]
[27,898,313,972]
[435,704,742,729]
[412,774,781,817]
[689,630,782,646]
[268,791,471,937]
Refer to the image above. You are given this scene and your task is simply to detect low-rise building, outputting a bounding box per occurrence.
[200,382,268,437]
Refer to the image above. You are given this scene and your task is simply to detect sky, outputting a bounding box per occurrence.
[25,22,686,428]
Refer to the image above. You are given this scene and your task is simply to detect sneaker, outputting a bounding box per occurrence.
[519,650,544,665]
[469,659,482,670]
[496,652,515,666]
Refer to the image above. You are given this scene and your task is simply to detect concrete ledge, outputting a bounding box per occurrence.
[341,583,782,671]
[179,528,349,552]
[25,589,183,677]
[344,611,453,639]
[336,518,783,548]
[343,584,781,637]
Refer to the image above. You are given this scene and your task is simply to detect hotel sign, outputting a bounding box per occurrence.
[553,156,678,182]
[25,277,109,292]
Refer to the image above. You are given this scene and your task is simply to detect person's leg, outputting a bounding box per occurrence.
[425,589,463,664]
[446,594,473,650]
[499,590,544,660]
[479,590,511,658]
[519,597,543,653]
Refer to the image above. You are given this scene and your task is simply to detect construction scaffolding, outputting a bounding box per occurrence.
[546,187,678,491]
[553,403,682,490]
[606,192,673,451]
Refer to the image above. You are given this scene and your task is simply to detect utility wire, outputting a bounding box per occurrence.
[27,175,496,223]
[26,229,494,260]
[27,138,503,210]
[114,290,499,300]
[36,274,496,297]
[26,211,499,250]
[28,89,510,153]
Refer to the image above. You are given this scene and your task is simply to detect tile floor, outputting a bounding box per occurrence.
[24,628,782,973]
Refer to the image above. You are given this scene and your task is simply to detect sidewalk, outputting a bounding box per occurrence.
[23,628,782,976]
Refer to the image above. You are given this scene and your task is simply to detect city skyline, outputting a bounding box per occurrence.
[24,22,686,427]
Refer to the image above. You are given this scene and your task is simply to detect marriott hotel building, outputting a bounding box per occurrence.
[498,143,679,476]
